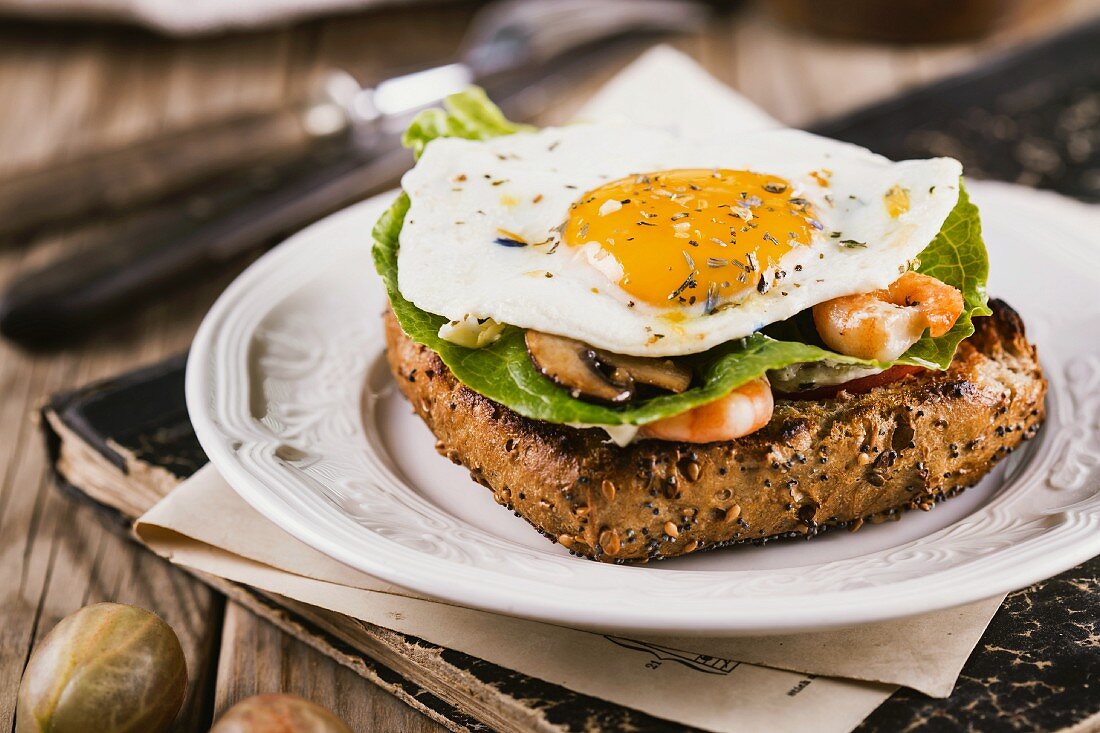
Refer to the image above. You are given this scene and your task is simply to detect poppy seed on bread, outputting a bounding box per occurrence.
[384,299,1046,562]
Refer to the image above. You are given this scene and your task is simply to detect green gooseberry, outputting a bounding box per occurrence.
[17,602,187,733]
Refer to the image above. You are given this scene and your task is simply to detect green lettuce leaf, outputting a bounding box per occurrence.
[763,183,990,370]
[895,184,992,368]
[372,89,989,426]
[401,87,533,158]
[374,191,872,425]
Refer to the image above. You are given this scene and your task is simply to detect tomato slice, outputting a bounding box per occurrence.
[776,365,926,400]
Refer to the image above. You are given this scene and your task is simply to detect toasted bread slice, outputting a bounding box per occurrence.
[384,299,1046,562]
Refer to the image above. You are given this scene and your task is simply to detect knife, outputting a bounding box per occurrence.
[0,0,708,346]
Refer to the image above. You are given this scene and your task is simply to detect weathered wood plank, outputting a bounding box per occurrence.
[212,602,444,732]
[2,386,211,720]
[1,2,1097,732]
[0,7,474,732]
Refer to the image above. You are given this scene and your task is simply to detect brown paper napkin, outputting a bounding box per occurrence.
[138,48,1005,733]
[137,479,893,730]
[135,464,1007,726]
[136,466,998,733]
[137,465,998,698]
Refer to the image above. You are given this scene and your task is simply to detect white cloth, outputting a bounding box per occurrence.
[0,0,436,34]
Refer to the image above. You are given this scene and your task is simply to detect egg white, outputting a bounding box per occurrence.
[396,123,962,357]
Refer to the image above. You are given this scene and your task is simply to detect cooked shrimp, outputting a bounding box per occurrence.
[640,377,773,443]
[812,272,964,362]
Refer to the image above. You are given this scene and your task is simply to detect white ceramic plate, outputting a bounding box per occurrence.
[187,181,1100,635]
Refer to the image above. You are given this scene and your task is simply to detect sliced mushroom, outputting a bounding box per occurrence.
[525,330,694,403]
[595,350,692,394]
[525,330,633,403]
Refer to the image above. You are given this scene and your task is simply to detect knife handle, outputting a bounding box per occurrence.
[0,145,410,346]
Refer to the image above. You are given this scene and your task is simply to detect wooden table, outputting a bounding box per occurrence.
[1,2,1096,730]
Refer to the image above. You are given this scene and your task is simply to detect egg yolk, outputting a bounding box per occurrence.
[564,169,819,311]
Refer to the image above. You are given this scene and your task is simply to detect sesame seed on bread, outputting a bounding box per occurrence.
[384,299,1046,562]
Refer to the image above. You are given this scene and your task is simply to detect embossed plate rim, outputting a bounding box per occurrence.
[187,183,1100,634]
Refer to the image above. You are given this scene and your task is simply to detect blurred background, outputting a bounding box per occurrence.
[1,0,1098,728]
[0,0,1097,358]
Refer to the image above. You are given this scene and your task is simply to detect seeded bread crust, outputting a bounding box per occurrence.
[384,299,1046,562]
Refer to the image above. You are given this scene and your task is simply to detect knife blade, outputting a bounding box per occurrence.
[0,0,708,346]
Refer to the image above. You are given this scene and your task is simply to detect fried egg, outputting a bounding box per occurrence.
[397,123,962,357]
